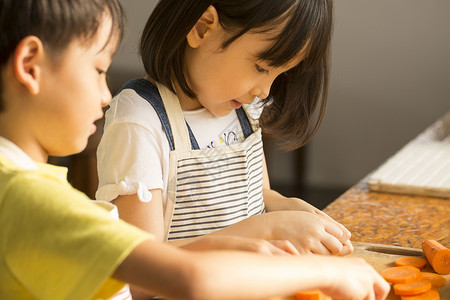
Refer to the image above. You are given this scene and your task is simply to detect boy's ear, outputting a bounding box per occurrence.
[14,36,44,95]
[186,5,219,48]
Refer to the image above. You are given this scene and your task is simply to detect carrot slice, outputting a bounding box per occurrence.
[380,266,421,284]
[400,289,440,300]
[394,279,432,296]
[420,272,446,289]
[295,290,327,300]
[422,240,450,275]
[395,256,427,269]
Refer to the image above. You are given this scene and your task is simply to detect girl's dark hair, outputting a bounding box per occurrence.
[141,0,333,150]
[0,0,125,112]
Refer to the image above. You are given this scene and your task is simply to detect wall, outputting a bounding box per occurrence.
[110,1,450,193]
[108,0,157,90]
[304,0,450,190]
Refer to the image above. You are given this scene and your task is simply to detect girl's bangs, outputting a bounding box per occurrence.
[256,0,332,68]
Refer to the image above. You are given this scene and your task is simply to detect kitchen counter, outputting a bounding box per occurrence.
[324,113,450,249]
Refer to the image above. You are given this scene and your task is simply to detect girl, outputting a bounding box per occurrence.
[97,0,352,260]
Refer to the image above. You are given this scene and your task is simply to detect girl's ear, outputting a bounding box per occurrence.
[186,5,219,48]
[14,36,44,95]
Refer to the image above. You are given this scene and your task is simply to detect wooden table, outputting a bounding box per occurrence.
[324,114,450,249]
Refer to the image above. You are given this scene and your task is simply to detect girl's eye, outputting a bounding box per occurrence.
[97,69,106,75]
[255,64,269,74]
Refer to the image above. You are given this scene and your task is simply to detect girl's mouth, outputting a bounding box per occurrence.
[231,99,242,109]
[90,123,97,134]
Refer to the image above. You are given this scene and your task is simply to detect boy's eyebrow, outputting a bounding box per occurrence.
[95,42,118,60]
[95,32,120,58]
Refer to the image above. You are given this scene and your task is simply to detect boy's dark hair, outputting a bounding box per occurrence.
[141,0,333,150]
[0,0,125,112]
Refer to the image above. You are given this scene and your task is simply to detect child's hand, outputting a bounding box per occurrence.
[181,235,300,256]
[263,192,352,254]
[266,211,353,256]
[320,256,390,300]
[284,198,351,240]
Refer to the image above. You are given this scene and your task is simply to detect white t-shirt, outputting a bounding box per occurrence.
[96,87,263,209]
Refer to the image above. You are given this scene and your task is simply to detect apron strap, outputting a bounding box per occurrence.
[116,78,199,151]
[156,82,193,152]
[236,107,254,138]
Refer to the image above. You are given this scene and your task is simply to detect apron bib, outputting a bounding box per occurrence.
[120,79,265,241]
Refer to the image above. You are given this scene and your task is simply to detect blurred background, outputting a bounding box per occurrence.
[65,0,450,209]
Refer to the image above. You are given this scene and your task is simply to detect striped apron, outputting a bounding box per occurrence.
[121,79,265,241]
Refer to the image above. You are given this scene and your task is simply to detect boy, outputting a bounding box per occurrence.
[0,1,389,299]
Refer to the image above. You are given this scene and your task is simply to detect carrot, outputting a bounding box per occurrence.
[400,289,440,300]
[380,266,421,284]
[395,256,428,269]
[422,240,450,275]
[420,272,446,289]
[393,279,432,296]
[295,290,327,300]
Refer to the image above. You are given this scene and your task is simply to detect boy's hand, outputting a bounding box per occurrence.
[266,211,353,256]
[320,256,390,300]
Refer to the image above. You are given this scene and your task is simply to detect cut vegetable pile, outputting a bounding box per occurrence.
[379,239,448,300]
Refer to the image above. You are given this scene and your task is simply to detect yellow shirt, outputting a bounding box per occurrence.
[0,148,152,300]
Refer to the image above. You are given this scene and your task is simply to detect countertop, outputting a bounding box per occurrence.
[323,178,449,249]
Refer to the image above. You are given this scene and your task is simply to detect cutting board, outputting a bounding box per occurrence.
[352,242,450,299]
[368,142,450,198]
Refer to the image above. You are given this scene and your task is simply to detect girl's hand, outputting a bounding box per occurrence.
[285,197,351,241]
[262,189,352,255]
[320,256,390,300]
[181,235,300,256]
[269,197,353,255]
[266,211,353,256]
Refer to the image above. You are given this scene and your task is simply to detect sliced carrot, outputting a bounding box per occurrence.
[420,272,446,289]
[295,290,327,300]
[422,240,450,275]
[400,289,440,300]
[380,266,421,284]
[395,256,428,269]
[394,279,432,296]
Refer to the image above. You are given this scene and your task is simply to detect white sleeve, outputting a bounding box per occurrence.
[96,91,170,203]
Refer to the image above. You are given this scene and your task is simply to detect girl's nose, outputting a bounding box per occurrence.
[252,75,275,100]
[101,89,112,107]
[250,84,270,100]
